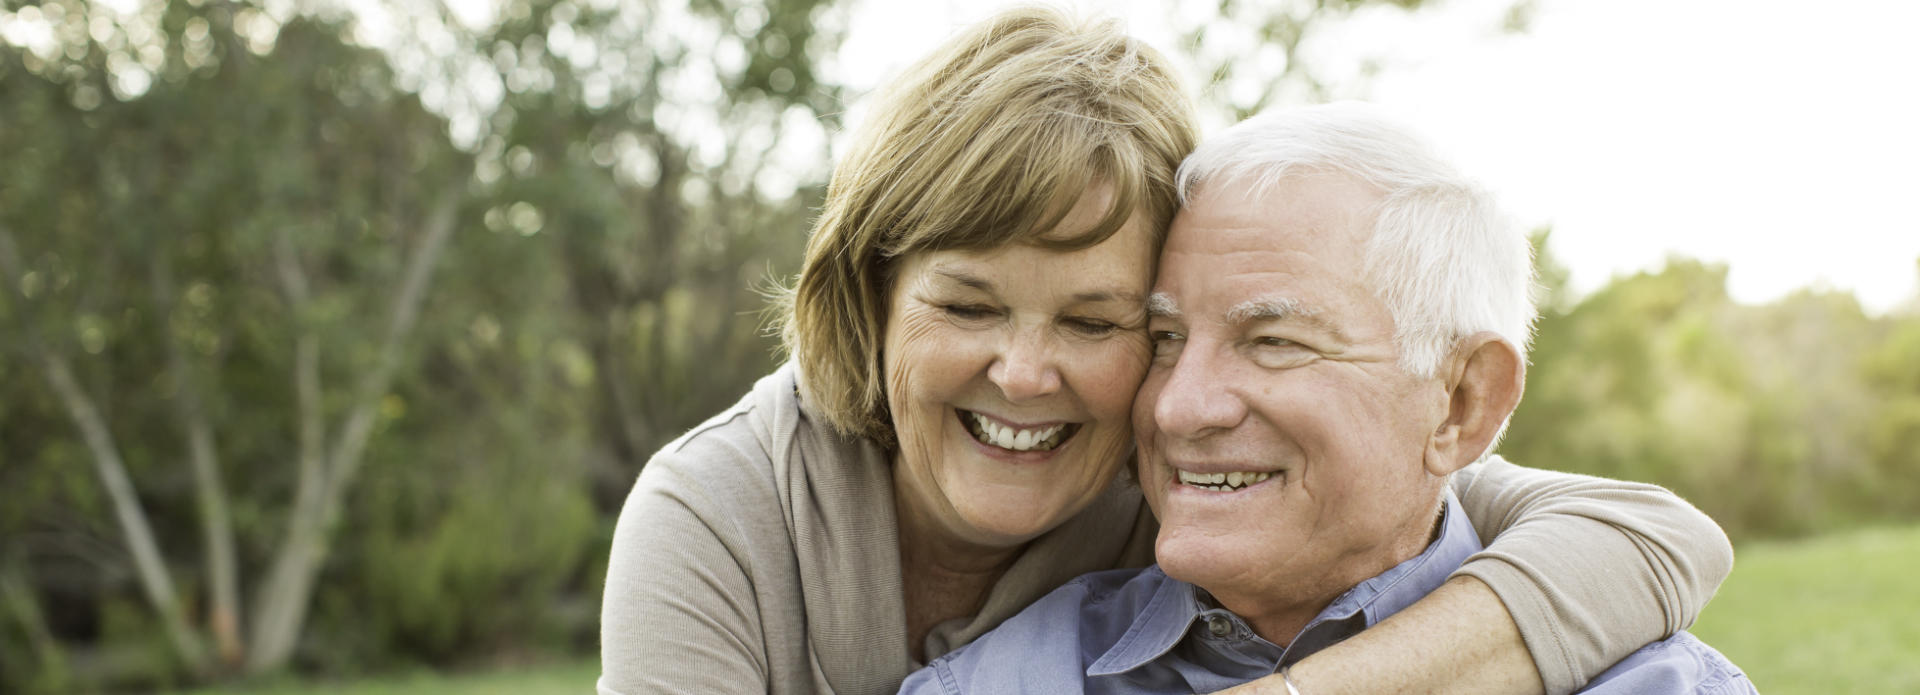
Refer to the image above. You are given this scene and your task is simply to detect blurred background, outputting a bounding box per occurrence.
[0,0,1913,693]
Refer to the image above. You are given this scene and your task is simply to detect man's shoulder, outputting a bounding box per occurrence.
[1578,631,1757,695]
[900,566,1174,695]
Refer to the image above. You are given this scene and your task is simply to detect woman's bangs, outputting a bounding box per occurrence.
[941,117,1143,254]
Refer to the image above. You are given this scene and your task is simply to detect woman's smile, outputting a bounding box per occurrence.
[956,408,1079,453]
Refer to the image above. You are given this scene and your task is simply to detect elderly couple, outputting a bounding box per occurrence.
[600,7,1753,695]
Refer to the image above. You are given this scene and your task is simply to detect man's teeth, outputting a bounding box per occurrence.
[966,412,1066,452]
[1176,470,1275,492]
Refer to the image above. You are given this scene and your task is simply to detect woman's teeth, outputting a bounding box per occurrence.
[965,412,1067,452]
[1177,470,1274,492]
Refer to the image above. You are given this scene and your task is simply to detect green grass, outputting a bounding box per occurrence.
[168,660,597,695]
[1689,524,1920,695]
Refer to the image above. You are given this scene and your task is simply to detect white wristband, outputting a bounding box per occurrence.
[1280,666,1305,695]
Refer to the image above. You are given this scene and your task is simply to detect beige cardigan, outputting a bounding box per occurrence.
[599,365,1730,695]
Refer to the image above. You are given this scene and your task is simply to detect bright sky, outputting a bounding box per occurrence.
[835,0,1920,313]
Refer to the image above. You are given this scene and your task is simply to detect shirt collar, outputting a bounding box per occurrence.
[1085,566,1202,677]
[1086,490,1484,677]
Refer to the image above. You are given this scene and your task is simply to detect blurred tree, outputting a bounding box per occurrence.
[0,0,843,689]
[422,0,842,502]
[1861,300,1920,517]
[1,0,470,685]
[1173,0,1428,122]
[1505,247,1919,540]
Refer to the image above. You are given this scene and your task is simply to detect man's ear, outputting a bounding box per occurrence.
[1425,332,1525,477]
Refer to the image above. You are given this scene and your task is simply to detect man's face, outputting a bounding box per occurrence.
[1135,172,1453,623]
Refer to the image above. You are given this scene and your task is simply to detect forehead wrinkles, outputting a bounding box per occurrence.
[926,254,1148,308]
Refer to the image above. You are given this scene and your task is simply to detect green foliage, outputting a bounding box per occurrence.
[2,0,827,689]
[1861,320,1920,515]
[1506,242,1920,540]
[317,452,598,668]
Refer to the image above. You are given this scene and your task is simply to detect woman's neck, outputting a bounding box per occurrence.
[893,478,1024,660]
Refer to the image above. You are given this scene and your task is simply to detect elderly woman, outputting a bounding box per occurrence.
[599,8,1730,695]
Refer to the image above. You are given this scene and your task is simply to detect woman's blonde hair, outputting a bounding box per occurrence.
[776,5,1198,445]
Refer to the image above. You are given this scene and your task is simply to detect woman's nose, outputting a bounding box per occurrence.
[988,329,1062,401]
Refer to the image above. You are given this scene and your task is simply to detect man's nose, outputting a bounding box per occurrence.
[988,327,1062,402]
[1150,344,1246,438]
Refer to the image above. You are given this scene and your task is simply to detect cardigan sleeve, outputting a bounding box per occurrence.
[598,448,774,695]
[1449,457,1734,695]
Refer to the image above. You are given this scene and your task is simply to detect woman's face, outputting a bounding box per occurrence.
[883,192,1156,551]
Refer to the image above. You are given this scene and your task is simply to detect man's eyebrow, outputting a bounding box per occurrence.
[1226,296,1344,338]
[1225,296,1309,323]
[1147,292,1180,319]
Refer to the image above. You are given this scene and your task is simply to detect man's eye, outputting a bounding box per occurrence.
[1149,330,1184,355]
[1249,335,1316,369]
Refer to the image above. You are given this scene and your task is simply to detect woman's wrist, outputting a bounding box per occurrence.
[1279,666,1307,695]
[1282,576,1543,695]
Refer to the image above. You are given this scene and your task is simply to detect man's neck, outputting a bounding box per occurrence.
[1214,506,1449,646]
[1209,573,1364,647]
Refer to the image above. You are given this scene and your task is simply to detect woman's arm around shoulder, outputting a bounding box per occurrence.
[1217,456,1732,695]
[1444,456,1733,693]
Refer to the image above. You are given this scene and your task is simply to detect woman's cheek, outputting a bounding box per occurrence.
[1091,336,1152,414]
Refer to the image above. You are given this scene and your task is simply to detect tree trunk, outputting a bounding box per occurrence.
[40,353,209,670]
[187,411,246,668]
[153,254,247,668]
[1,561,75,690]
[0,227,206,671]
[245,192,460,674]
[247,225,331,673]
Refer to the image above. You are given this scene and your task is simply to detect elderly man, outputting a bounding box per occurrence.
[897,103,1753,695]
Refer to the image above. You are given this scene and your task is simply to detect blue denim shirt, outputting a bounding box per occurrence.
[899,492,1754,695]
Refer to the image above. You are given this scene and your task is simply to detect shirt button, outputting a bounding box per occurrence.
[1206,615,1232,637]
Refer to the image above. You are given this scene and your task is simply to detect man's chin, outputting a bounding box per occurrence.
[1153,532,1256,586]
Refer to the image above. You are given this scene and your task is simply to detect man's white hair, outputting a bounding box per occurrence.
[1176,101,1538,379]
